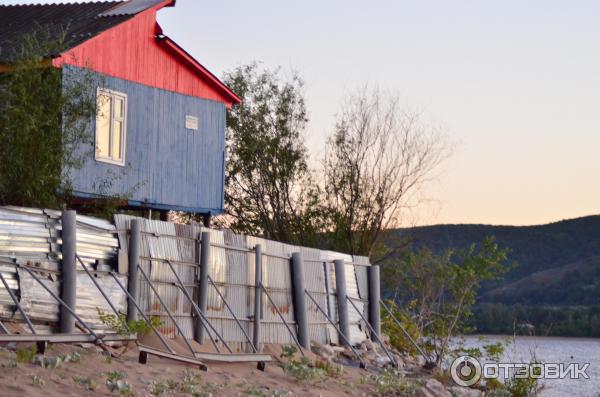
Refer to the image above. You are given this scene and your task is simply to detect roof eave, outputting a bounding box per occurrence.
[156,35,242,107]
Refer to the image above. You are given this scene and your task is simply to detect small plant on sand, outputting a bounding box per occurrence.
[180,368,201,394]
[74,375,98,391]
[1,360,17,368]
[42,356,64,369]
[106,370,132,396]
[243,384,294,397]
[314,358,344,378]
[15,345,37,363]
[504,361,542,397]
[151,380,168,396]
[31,375,45,386]
[97,308,162,336]
[197,381,227,396]
[370,368,415,396]
[166,378,180,391]
[280,345,325,384]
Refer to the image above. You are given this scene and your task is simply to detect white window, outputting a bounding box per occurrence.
[95,88,127,165]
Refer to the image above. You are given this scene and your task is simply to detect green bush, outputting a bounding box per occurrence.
[280,345,325,384]
[15,345,37,364]
[105,370,132,396]
[97,308,162,336]
[370,368,414,396]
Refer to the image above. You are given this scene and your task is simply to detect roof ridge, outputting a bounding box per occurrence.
[0,2,121,8]
[0,0,120,7]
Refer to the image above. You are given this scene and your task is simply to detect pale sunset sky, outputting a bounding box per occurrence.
[5,0,600,226]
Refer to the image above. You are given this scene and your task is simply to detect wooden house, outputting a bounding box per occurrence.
[0,0,240,222]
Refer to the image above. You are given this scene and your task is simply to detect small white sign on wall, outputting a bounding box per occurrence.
[185,115,199,131]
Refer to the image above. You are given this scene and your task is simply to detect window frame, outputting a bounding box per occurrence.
[95,87,128,166]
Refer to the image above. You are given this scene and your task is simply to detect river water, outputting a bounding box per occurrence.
[460,335,600,396]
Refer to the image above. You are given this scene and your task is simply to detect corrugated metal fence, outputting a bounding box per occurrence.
[0,207,373,348]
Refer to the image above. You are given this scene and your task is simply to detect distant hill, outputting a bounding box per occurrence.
[383,215,600,284]
[381,215,600,336]
[485,255,600,305]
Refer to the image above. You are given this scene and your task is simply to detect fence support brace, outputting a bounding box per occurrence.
[346,296,396,367]
[305,290,366,369]
[261,283,305,357]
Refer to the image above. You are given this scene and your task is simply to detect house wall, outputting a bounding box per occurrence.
[65,66,226,213]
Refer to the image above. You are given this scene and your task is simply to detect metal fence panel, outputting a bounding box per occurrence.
[0,207,373,348]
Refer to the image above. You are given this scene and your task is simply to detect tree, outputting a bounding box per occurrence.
[322,86,450,257]
[382,237,514,366]
[0,28,99,208]
[219,63,322,245]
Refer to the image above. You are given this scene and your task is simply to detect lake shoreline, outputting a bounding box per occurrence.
[463,333,600,341]
[458,334,599,397]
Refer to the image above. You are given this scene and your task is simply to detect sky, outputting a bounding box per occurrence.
[5,0,600,226]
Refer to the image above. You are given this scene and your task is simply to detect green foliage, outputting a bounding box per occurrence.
[166,378,180,391]
[15,345,37,363]
[243,384,293,397]
[220,63,323,246]
[0,27,99,208]
[313,359,344,378]
[97,308,162,336]
[484,368,541,397]
[369,368,414,396]
[483,341,505,363]
[105,370,132,396]
[504,374,540,397]
[180,368,201,394]
[381,237,513,365]
[280,345,297,359]
[220,69,447,258]
[150,380,168,397]
[380,299,421,355]
[280,345,325,384]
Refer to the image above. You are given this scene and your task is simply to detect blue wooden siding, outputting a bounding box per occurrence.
[64,66,226,213]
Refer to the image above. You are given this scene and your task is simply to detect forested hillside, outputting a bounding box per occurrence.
[385,215,600,282]
[381,215,600,336]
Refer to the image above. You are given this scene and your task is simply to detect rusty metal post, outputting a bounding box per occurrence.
[60,210,77,334]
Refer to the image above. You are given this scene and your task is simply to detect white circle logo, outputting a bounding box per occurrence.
[450,355,482,386]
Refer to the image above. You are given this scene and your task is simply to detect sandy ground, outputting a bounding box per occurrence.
[0,334,381,397]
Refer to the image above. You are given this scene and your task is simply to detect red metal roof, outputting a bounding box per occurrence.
[1,0,240,107]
